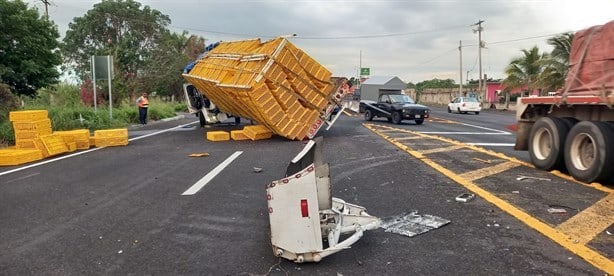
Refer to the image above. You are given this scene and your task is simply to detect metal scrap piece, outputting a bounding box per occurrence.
[380,211,450,237]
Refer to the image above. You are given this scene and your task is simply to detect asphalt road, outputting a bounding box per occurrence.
[0,108,611,275]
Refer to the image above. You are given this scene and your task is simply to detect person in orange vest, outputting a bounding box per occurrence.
[136,92,149,125]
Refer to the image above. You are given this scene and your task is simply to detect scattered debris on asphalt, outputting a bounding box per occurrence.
[189,152,210,157]
[253,167,263,173]
[379,210,450,237]
[473,158,492,164]
[516,175,551,181]
[511,191,520,194]
[455,193,475,202]
[547,207,568,214]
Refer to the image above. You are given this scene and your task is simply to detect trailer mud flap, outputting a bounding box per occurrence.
[266,137,380,263]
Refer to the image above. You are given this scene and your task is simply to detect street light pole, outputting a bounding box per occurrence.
[472,19,485,101]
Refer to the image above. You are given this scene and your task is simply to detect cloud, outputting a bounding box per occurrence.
[45,0,614,84]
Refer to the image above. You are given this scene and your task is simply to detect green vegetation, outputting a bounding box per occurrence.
[0,83,186,146]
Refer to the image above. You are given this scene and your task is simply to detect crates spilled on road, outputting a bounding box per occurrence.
[0,110,129,166]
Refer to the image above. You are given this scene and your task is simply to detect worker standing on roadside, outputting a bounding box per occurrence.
[136,92,149,125]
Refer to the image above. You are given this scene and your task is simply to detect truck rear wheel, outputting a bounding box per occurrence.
[564,121,614,183]
[391,112,402,124]
[198,110,207,127]
[528,117,570,171]
[364,110,373,121]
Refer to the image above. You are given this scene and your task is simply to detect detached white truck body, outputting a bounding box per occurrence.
[515,20,614,183]
[266,137,380,262]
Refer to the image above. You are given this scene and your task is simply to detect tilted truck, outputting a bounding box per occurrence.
[515,20,614,183]
[182,37,348,140]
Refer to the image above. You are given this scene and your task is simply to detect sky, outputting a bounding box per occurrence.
[33,0,614,84]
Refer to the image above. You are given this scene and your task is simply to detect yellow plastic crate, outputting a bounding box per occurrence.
[206,131,230,142]
[76,140,91,150]
[243,125,273,140]
[9,110,49,122]
[12,119,52,131]
[230,130,250,141]
[94,137,128,147]
[66,142,77,152]
[54,129,90,143]
[39,134,69,157]
[94,128,128,139]
[0,149,43,166]
[14,128,52,140]
[16,139,37,149]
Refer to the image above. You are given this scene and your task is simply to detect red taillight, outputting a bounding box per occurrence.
[300,199,309,217]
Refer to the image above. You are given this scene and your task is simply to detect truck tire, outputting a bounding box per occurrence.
[528,117,570,171]
[391,111,402,124]
[364,110,373,121]
[198,110,207,127]
[415,119,424,125]
[564,121,614,183]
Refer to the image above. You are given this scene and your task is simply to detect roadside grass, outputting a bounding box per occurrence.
[0,84,188,147]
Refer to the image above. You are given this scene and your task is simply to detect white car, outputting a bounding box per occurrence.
[448,97,481,115]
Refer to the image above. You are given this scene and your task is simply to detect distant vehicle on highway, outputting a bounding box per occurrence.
[448,96,481,115]
[362,94,430,125]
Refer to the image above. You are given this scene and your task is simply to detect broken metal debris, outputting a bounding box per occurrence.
[516,175,551,181]
[455,193,475,202]
[473,158,492,164]
[253,167,263,173]
[379,211,450,238]
[547,207,568,214]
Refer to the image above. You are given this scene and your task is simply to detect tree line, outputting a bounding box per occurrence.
[0,0,577,113]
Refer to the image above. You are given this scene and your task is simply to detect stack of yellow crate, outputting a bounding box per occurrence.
[0,110,50,165]
[53,129,91,150]
[93,128,129,147]
[183,37,343,140]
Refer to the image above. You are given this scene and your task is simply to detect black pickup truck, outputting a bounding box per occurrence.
[362,93,430,125]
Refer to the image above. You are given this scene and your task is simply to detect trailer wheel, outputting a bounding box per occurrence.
[364,110,373,121]
[198,110,207,127]
[564,121,614,183]
[391,111,402,124]
[528,117,570,171]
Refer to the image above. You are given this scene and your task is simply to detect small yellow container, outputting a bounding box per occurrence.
[94,137,128,147]
[230,130,250,141]
[12,119,52,131]
[0,149,43,166]
[9,110,49,122]
[94,128,128,139]
[206,131,230,142]
[39,134,69,157]
[243,125,273,140]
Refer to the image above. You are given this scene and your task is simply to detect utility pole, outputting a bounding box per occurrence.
[472,19,484,101]
[458,40,463,97]
[41,0,50,20]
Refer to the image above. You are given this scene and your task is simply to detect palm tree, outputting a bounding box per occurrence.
[503,46,548,97]
[538,32,574,91]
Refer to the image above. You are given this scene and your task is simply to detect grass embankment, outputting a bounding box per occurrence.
[0,84,187,147]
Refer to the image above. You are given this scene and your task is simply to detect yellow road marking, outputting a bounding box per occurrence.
[418,145,465,155]
[364,123,614,274]
[556,193,614,245]
[458,161,521,182]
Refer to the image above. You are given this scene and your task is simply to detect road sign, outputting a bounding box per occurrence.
[360,67,370,76]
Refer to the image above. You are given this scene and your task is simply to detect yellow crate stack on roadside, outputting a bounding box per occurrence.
[93,128,129,147]
[54,129,91,150]
[0,110,50,165]
[182,37,339,140]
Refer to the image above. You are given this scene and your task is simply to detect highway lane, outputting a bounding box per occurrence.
[0,113,609,275]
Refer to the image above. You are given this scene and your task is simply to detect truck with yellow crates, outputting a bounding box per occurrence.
[182,37,347,140]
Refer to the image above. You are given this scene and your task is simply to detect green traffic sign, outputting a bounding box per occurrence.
[360,68,370,76]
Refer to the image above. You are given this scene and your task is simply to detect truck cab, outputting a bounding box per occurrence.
[363,93,430,125]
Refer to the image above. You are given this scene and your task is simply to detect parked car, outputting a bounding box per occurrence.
[448,97,481,114]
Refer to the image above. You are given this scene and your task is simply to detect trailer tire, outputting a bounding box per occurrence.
[528,117,570,171]
[391,111,402,124]
[198,110,207,127]
[364,110,373,121]
[564,121,614,183]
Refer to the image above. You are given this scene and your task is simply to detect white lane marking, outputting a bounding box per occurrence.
[0,121,199,178]
[466,143,515,147]
[182,151,243,196]
[459,122,511,134]
[419,132,510,135]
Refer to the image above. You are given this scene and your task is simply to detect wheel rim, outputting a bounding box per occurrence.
[569,132,596,170]
[532,127,552,160]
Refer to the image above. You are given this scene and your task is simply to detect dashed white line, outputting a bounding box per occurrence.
[182,151,243,196]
